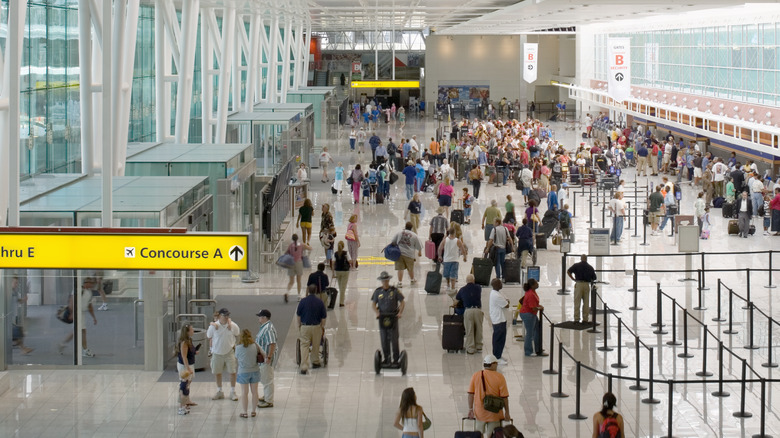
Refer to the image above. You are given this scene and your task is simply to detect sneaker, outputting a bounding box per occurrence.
[764,231,770,236]
[82,349,94,357]
[396,282,404,288]
[530,353,538,357]
[257,401,274,408]
[410,279,417,284]
[98,303,108,311]
[178,407,189,415]
[230,392,238,401]
[212,390,225,400]
[497,358,508,365]
[300,370,308,375]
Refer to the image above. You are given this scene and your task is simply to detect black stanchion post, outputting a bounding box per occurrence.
[543,324,557,375]
[627,201,631,230]
[551,342,569,398]
[629,336,646,391]
[753,379,770,438]
[700,252,709,291]
[745,302,759,350]
[612,318,628,369]
[713,279,726,322]
[694,270,706,310]
[632,201,640,237]
[558,253,569,295]
[678,309,693,358]
[766,251,776,289]
[608,373,613,394]
[696,326,713,377]
[743,268,751,310]
[762,318,778,368]
[588,196,593,225]
[652,283,668,333]
[567,362,588,420]
[732,359,753,418]
[667,298,681,346]
[573,191,577,218]
[642,347,660,404]
[724,289,738,335]
[588,287,600,334]
[610,214,617,245]
[628,253,639,292]
[711,341,730,397]
[640,210,649,246]
[668,381,675,438]
[598,304,613,352]
[630,277,642,311]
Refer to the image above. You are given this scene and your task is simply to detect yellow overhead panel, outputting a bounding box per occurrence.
[0,233,249,271]
[350,80,420,89]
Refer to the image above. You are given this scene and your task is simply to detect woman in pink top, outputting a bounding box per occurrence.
[345,214,361,269]
[285,234,312,303]
[539,162,551,192]
[437,177,455,218]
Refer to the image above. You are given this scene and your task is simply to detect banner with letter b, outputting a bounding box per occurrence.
[523,43,538,84]
[607,38,631,102]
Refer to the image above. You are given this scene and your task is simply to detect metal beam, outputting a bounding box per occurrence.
[173,0,199,143]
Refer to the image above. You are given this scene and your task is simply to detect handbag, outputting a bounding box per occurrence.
[552,234,561,246]
[276,253,294,269]
[481,371,505,413]
[255,343,265,364]
[56,306,73,324]
[302,254,311,269]
[345,227,357,241]
[422,412,432,431]
[383,243,401,262]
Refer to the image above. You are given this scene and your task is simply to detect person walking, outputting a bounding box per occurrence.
[207,308,240,401]
[403,160,417,200]
[469,164,483,199]
[771,187,780,236]
[518,279,543,357]
[393,387,425,438]
[467,354,511,438]
[351,165,364,204]
[515,218,535,268]
[235,329,262,418]
[592,392,624,438]
[372,271,406,365]
[390,222,423,286]
[488,278,510,365]
[319,147,334,182]
[429,207,449,263]
[345,214,361,269]
[284,234,312,303]
[406,193,422,233]
[296,285,327,375]
[486,218,511,280]
[297,198,314,245]
[735,191,753,238]
[255,309,277,409]
[658,186,677,233]
[608,192,625,242]
[439,228,468,292]
[567,255,597,323]
[482,200,502,242]
[58,277,98,357]
[647,185,664,236]
[332,241,350,307]
[454,274,483,355]
[176,324,197,415]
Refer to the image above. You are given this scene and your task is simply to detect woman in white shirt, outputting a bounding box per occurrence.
[393,387,424,438]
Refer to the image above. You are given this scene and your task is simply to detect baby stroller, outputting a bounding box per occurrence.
[422,170,441,193]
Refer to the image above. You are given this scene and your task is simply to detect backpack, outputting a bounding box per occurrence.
[598,414,621,438]
[387,142,397,154]
[652,143,659,156]
[552,162,562,173]
[558,210,571,229]
[368,169,377,184]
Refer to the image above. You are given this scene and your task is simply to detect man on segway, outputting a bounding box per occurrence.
[371,271,405,365]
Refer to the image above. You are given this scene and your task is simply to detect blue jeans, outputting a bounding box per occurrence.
[518,312,541,355]
[405,184,414,200]
[492,321,507,359]
[752,193,763,216]
[611,216,624,241]
[494,247,506,279]
[659,211,673,230]
[349,138,355,150]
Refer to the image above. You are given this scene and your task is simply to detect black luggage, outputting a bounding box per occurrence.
[504,257,522,283]
[442,313,465,352]
[495,171,504,187]
[396,156,405,170]
[456,418,482,438]
[376,192,385,204]
[728,220,739,235]
[712,196,724,208]
[451,209,464,225]
[515,178,523,190]
[643,209,650,226]
[722,202,735,218]
[749,224,756,235]
[457,158,467,181]
[527,188,540,206]
[425,263,443,294]
[472,257,493,286]
[323,287,338,309]
[535,233,547,250]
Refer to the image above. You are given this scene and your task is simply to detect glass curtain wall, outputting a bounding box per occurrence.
[594,22,780,106]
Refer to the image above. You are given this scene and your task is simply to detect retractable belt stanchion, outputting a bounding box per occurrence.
[666,298,681,346]
[652,283,667,334]
[743,268,751,310]
[598,304,613,352]
[711,341,730,398]
[551,342,568,398]
[762,318,778,368]
[732,359,753,418]
[667,381,676,438]
[626,201,631,230]
[543,323,557,375]
[700,252,709,290]
[629,336,646,391]
[745,302,759,350]
[558,254,569,295]
[678,309,694,358]
[611,318,628,369]
[694,270,706,310]
[712,279,726,322]
[567,362,588,420]
[641,347,660,404]
[754,379,771,438]
[724,288,738,335]
[640,211,649,246]
[766,251,776,289]
[696,326,713,377]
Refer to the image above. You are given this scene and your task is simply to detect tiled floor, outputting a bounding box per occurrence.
[1,117,779,437]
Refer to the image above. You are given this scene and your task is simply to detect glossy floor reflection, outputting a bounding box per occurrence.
[1,116,779,437]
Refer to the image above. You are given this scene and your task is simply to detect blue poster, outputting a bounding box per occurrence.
[437,85,489,104]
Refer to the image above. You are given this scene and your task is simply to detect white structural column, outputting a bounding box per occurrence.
[112,0,140,176]
[0,0,27,227]
[290,20,303,91]
[278,17,293,101]
[243,14,262,110]
[302,23,311,88]
[266,15,280,103]
[258,16,271,102]
[101,0,113,227]
[201,6,238,144]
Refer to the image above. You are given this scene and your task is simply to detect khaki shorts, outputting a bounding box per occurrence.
[211,352,237,375]
[693,168,702,178]
[649,211,661,225]
[289,260,303,276]
[394,255,415,272]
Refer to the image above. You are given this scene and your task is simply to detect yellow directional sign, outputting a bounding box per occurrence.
[350,80,420,89]
[0,233,249,271]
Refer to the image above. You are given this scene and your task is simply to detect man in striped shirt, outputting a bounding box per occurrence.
[255,309,277,408]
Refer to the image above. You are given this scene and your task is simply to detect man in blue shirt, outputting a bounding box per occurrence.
[375,142,388,165]
[369,133,381,162]
[296,285,327,374]
[547,184,559,211]
[455,274,484,354]
[402,139,412,161]
[402,161,417,200]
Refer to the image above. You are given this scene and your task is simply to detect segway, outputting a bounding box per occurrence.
[295,335,329,366]
[373,312,407,375]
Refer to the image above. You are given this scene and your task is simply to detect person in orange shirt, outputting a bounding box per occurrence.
[429,137,441,166]
[467,354,511,437]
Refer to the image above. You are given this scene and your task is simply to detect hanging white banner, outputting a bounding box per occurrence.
[523,43,538,84]
[607,38,631,102]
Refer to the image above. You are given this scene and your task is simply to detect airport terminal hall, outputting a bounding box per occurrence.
[3,0,780,437]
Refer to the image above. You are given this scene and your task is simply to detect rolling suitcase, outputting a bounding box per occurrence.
[722,202,734,218]
[504,257,522,283]
[425,240,437,260]
[451,199,465,225]
[472,257,493,286]
[749,224,756,235]
[535,188,547,199]
[456,418,482,438]
[376,192,385,204]
[442,311,465,352]
[728,220,739,235]
[425,263,443,295]
[535,233,547,250]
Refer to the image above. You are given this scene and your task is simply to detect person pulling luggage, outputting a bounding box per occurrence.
[372,271,406,365]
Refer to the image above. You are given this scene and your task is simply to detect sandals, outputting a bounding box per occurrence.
[251,412,257,417]
[240,413,248,418]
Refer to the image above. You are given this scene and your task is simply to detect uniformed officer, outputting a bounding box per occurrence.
[371,271,405,365]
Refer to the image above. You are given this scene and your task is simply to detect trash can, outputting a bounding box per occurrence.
[191,328,209,371]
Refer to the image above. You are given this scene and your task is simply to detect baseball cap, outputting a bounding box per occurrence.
[256,309,271,318]
[483,354,498,365]
[218,308,230,316]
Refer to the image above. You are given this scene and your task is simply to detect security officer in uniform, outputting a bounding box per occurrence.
[371,271,405,365]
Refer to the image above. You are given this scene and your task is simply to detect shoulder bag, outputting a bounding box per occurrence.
[481,371,505,413]
[255,343,265,364]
